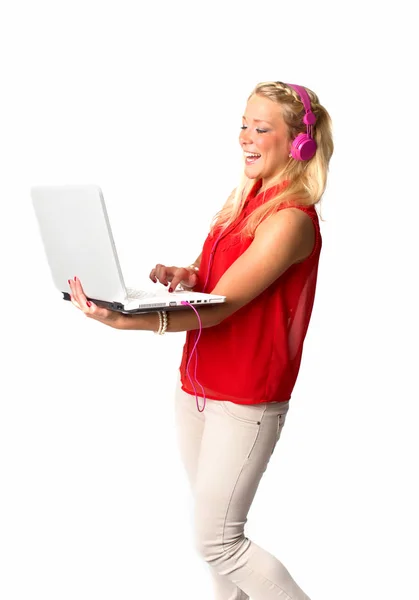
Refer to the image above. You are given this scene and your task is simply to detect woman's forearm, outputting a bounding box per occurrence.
[116,302,223,332]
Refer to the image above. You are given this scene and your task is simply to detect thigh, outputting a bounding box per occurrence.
[194,400,289,546]
[174,379,206,492]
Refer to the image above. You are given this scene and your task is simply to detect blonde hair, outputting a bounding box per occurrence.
[210,81,334,238]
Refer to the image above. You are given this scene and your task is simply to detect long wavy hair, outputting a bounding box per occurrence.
[210,81,334,238]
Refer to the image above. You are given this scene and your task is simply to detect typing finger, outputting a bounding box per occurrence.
[155,265,170,287]
[169,268,188,292]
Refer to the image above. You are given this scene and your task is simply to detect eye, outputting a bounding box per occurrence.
[240,125,269,133]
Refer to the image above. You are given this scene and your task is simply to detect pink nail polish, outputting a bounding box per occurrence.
[86,301,91,307]
[68,279,71,285]
[169,287,173,293]
[74,276,77,281]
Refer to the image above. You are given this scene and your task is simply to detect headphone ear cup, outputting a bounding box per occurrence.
[290,134,317,161]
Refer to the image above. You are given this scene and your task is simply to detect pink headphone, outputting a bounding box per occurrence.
[286,83,317,161]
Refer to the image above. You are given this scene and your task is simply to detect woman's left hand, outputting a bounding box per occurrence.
[68,277,122,328]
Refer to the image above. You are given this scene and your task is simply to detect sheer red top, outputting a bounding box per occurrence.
[179,179,322,405]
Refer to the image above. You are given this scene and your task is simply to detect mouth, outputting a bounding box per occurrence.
[244,151,261,165]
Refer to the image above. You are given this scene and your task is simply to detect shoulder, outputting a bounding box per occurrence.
[256,205,315,236]
[254,207,316,263]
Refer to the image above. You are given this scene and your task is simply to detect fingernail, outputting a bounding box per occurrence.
[74,276,77,281]
[153,278,157,283]
[86,301,91,307]
[169,287,173,293]
[68,279,71,285]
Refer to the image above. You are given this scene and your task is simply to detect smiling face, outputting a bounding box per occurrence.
[239,93,292,190]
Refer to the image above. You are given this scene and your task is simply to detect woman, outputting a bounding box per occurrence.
[69,81,333,600]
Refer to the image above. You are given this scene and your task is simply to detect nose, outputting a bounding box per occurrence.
[239,127,252,146]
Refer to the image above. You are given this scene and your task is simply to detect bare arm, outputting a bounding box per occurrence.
[69,192,317,332]
[116,208,315,332]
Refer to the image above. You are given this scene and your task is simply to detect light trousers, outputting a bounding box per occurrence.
[174,379,311,600]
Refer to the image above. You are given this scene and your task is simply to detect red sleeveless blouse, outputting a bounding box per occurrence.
[179,179,322,405]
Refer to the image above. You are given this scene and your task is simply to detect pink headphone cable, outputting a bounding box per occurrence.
[180,301,206,412]
[180,227,224,412]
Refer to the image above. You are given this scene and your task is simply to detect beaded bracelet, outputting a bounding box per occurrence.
[155,310,168,335]
[160,310,168,335]
[155,311,163,335]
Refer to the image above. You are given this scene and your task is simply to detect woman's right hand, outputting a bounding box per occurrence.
[149,264,198,292]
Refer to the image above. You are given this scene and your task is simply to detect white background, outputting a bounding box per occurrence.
[0,1,418,599]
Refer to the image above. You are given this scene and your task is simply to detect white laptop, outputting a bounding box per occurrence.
[30,185,226,313]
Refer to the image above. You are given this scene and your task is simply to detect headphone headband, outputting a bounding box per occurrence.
[285,83,316,125]
[284,82,317,161]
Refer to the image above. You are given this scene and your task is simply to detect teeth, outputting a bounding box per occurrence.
[245,152,261,158]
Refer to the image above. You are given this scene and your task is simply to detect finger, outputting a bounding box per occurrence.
[82,300,102,318]
[73,276,91,311]
[170,268,189,292]
[149,268,157,283]
[69,277,82,308]
[70,294,82,310]
[155,265,170,287]
[153,264,161,283]
[68,279,81,309]
[71,277,89,312]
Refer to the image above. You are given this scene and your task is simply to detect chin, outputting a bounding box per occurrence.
[244,166,262,180]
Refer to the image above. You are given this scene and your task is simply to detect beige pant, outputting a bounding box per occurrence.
[174,379,311,600]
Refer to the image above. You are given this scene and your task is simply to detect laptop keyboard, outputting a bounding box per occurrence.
[126,288,158,299]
